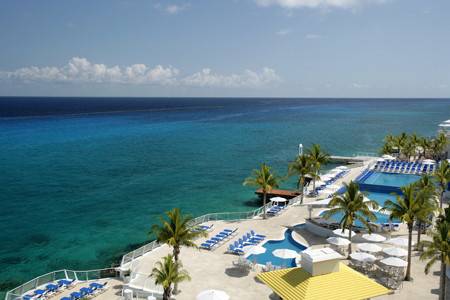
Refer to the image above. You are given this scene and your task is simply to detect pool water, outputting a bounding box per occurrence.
[247,225,307,267]
[365,192,397,207]
[361,172,421,187]
[320,210,397,226]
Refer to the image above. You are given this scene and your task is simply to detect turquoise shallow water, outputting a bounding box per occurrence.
[0,98,449,296]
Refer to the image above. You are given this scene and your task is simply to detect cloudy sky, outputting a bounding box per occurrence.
[0,0,449,97]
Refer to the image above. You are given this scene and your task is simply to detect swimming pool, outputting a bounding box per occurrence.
[360,172,420,187]
[365,191,397,207]
[319,209,398,226]
[246,224,307,267]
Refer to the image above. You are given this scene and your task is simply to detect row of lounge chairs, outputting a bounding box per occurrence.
[60,282,108,300]
[373,161,435,174]
[267,205,287,216]
[192,224,214,233]
[227,231,266,255]
[200,228,237,250]
[22,280,107,300]
[23,279,75,300]
[308,168,349,197]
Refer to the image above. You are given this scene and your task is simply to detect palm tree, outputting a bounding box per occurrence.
[402,141,416,162]
[414,175,438,248]
[152,208,207,264]
[434,160,450,209]
[307,144,330,192]
[420,137,432,159]
[288,154,314,204]
[151,254,191,300]
[394,132,408,159]
[410,133,421,160]
[322,181,378,256]
[419,208,450,300]
[382,184,422,281]
[243,163,280,219]
[432,132,449,160]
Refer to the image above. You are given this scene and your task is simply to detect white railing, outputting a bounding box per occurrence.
[120,197,300,268]
[5,268,116,300]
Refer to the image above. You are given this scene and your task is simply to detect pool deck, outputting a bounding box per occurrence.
[115,159,440,299]
[18,158,443,300]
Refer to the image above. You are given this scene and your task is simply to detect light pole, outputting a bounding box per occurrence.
[298,143,303,156]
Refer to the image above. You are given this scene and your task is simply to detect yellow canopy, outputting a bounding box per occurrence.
[257,263,390,300]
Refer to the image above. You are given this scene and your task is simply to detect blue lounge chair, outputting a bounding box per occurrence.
[70,292,82,300]
[250,230,266,238]
[228,244,244,255]
[46,283,59,292]
[60,297,72,300]
[80,287,94,296]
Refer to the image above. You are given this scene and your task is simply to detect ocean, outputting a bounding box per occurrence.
[0,97,449,296]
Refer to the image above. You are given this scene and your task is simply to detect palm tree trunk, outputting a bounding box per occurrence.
[163,287,171,300]
[348,225,352,257]
[405,224,413,281]
[263,192,267,219]
[440,191,444,209]
[300,177,305,204]
[440,260,446,300]
[416,221,422,251]
[173,247,180,294]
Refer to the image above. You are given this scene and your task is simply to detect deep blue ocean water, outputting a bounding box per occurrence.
[0,97,449,296]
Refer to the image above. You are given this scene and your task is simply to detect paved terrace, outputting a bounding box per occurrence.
[48,158,441,300]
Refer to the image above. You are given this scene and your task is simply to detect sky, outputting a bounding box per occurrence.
[0,0,449,97]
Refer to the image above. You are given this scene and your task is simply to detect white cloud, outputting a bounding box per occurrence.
[165,3,189,14]
[352,82,370,88]
[254,0,387,9]
[0,57,281,88]
[182,68,281,88]
[305,33,322,39]
[276,29,291,36]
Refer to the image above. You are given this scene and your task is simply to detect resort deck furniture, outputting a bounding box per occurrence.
[70,291,83,299]
[228,244,244,255]
[250,230,266,238]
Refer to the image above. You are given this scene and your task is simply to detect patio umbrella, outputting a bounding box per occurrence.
[272,249,298,259]
[356,243,382,253]
[382,154,395,160]
[361,233,386,243]
[387,237,413,248]
[382,247,408,257]
[243,245,266,255]
[380,257,407,268]
[196,290,230,300]
[327,237,351,247]
[350,252,376,263]
[270,196,288,203]
[332,228,356,238]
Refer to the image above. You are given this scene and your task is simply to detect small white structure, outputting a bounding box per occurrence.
[301,247,344,276]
